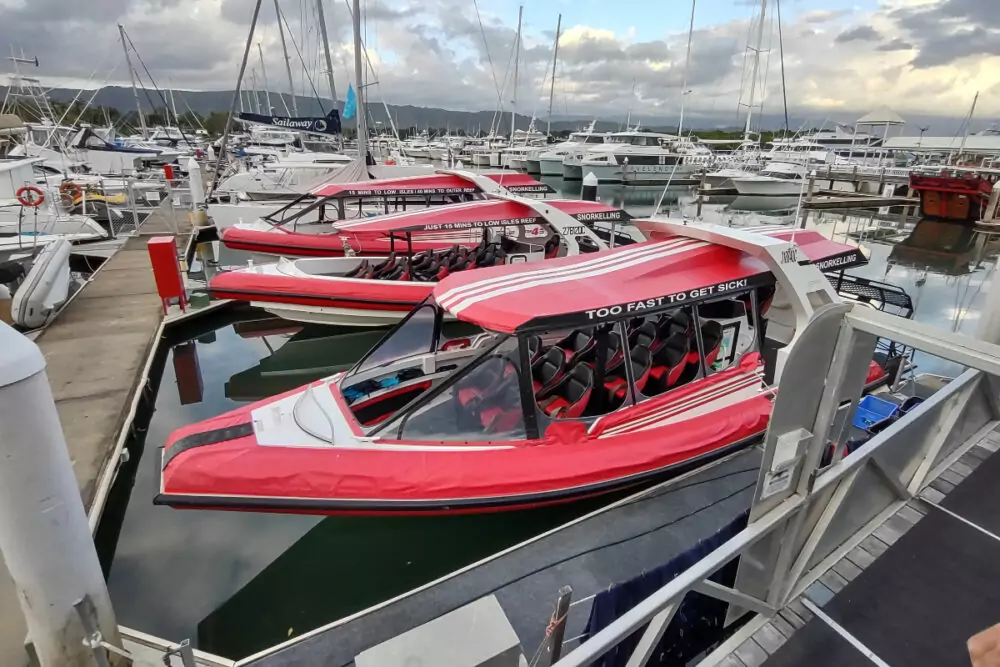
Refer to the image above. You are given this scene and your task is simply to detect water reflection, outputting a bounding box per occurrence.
[108,318,618,659]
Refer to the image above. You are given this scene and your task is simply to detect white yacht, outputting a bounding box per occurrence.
[526,123,608,175]
[731,161,807,196]
[764,138,832,167]
[565,131,711,183]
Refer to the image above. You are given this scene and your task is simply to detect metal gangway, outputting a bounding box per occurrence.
[556,300,1000,667]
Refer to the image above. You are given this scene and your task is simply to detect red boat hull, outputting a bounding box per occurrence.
[156,360,773,515]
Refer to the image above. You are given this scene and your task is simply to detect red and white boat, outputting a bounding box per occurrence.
[219,170,555,258]
[209,196,632,326]
[157,222,897,515]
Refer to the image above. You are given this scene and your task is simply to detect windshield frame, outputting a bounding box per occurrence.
[345,296,444,378]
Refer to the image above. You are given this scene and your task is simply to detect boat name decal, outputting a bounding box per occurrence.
[813,252,862,270]
[572,211,629,222]
[585,279,752,320]
[780,247,799,264]
[507,185,551,193]
[341,187,478,197]
[561,226,587,235]
[422,216,540,231]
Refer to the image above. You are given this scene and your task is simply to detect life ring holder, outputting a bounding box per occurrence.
[15,185,44,208]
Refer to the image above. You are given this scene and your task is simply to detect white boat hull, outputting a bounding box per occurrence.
[562,162,583,180]
[12,239,71,329]
[252,301,413,327]
[731,177,806,196]
[539,157,565,176]
[523,158,541,174]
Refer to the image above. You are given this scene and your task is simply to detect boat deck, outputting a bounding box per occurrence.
[712,427,1000,667]
[0,201,191,665]
[242,449,763,667]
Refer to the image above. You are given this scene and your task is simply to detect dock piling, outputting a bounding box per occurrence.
[545,585,573,665]
[0,323,123,666]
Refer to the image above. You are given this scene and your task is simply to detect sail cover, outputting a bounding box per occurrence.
[237,109,342,135]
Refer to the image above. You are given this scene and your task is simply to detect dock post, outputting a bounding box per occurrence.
[545,585,573,666]
[581,172,598,202]
[798,171,815,229]
[188,157,210,228]
[0,323,123,666]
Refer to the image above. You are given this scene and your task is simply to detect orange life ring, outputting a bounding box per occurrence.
[59,181,83,199]
[15,185,44,208]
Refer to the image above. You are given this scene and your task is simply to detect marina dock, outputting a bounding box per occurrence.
[0,204,190,666]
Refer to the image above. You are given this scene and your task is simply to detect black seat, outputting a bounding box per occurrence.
[544,234,561,258]
[604,345,653,402]
[532,347,567,394]
[647,333,689,394]
[701,321,724,367]
[602,331,624,373]
[556,330,595,363]
[539,364,593,419]
[344,259,370,278]
[526,335,543,363]
[668,311,692,338]
[630,321,658,350]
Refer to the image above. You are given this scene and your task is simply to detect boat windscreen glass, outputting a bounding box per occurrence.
[351,301,440,375]
[396,336,526,441]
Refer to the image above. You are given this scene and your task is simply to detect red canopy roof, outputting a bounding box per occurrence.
[333,198,628,234]
[433,238,773,333]
[635,221,867,271]
[311,172,553,198]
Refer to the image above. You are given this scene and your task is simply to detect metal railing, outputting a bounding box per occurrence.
[554,303,1000,666]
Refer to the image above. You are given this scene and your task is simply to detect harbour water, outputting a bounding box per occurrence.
[100,181,1000,659]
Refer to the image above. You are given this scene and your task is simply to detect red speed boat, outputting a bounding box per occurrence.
[157,222,899,515]
[210,196,633,326]
[220,170,556,258]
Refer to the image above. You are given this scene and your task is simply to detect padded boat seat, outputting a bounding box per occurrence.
[557,329,595,363]
[602,331,625,373]
[532,346,567,394]
[701,320,724,367]
[668,311,692,338]
[526,335,544,363]
[647,333,689,394]
[604,346,653,401]
[539,364,593,419]
[545,234,561,259]
[630,321,659,351]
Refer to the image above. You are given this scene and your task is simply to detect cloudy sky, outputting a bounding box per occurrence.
[0,0,996,127]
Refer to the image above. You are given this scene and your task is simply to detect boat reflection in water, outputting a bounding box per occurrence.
[224,321,391,401]
[889,219,993,276]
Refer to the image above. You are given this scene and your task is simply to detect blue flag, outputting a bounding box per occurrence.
[343,84,357,120]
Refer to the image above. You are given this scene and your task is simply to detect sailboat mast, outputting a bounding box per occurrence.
[315,0,339,112]
[509,5,523,146]
[257,43,273,113]
[775,0,789,135]
[546,13,562,137]
[743,0,767,140]
[274,0,298,116]
[955,91,979,163]
[352,0,368,160]
[676,0,697,138]
[168,88,179,126]
[117,23,147,138]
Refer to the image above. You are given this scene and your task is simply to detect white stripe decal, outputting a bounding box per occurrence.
[589,371,756,433]
[436,239,698,307]
[600,372,764,436]
[333,201,493,229]
[615,381,765,435]
[446,241,709,314]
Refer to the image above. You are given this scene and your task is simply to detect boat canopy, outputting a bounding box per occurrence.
[432,238,775,334]
[311,172,554,198]
[636,221,868,272]
[334,198,630,234]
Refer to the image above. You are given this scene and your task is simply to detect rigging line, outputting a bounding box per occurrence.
[473,0,504,105]
[122,27,197,146]
[277,2,327,113]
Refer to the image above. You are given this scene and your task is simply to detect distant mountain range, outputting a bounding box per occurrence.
[2,85,980,137]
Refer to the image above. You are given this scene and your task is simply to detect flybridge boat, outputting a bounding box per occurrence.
[219,170,556,257]
[210,196,634,326]
[157,222,901,515]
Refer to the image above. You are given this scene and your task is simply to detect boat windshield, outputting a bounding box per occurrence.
[396,336,526,441]
[350,301,441,375]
